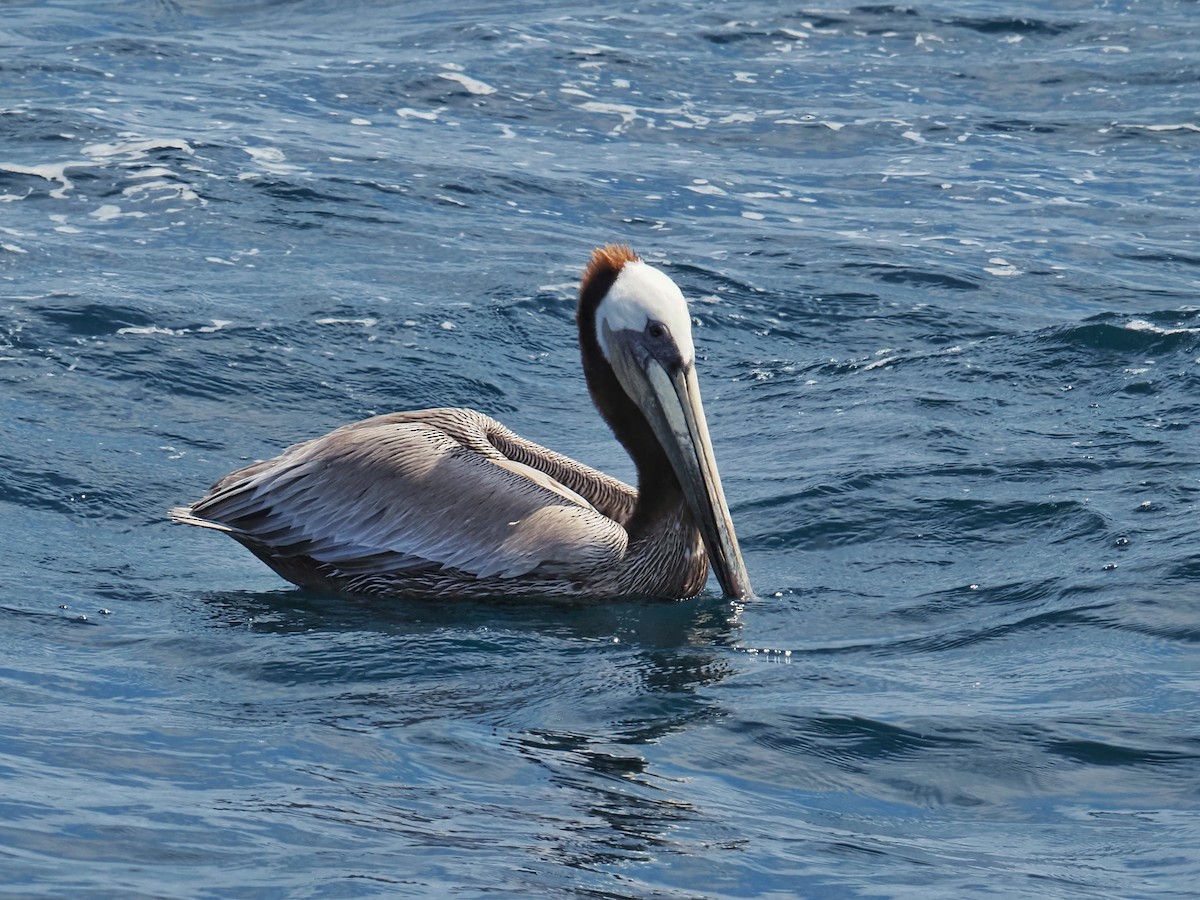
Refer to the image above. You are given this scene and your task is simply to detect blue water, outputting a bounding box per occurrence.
[3,0,1199,896]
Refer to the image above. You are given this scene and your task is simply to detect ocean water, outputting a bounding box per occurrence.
[2,0,1199,896]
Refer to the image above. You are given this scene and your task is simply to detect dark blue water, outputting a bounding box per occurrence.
[3,1,1199,896]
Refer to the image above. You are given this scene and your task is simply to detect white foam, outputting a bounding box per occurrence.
[2,136,202,205]
[1125,319,1200,335]
[438,72,497,95]
[1123,123,1200,133]
[984,257,1022,277]
[122,180,201,203]
[862,355,898,371]
[579,101,640,133]
[118,325,180,336]
[53,225,81,234]
[117,319,230,337]
[244,146,285,162]
[240,145,302,176]
[0,161,78,199]
[82,137,194,160]
[127,167,177,180]
[90,204,123,221]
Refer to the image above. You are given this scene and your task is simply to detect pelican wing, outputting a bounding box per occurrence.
[174,412,629,581]
[482,420,637,525]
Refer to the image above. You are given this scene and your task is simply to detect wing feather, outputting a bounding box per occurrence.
[175,412,628,581]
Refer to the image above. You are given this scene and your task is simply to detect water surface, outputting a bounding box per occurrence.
[2,1,1199,896]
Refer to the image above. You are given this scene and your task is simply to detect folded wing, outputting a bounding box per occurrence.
[171,411,629,581]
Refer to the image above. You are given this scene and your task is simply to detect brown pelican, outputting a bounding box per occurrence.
[170,245,752,601]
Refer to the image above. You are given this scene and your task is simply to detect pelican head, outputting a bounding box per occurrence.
[578,245,753,600]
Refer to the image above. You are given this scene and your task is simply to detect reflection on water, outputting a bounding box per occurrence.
[178,589,747,880]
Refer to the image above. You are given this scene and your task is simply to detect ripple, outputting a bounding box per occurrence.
[940,15,1078,37]
[4,1,1200,897]
[841,262,983,292]
[1046,737,1199,768]
[1045,313,1200,354]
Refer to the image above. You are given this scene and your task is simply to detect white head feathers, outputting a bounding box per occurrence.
[594,260,696,365]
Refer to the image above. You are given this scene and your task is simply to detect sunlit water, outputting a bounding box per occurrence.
[2,1,1199,896]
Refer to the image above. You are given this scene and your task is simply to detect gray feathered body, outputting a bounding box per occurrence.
[171,408,709,600]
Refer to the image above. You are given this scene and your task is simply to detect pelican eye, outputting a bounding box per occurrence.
[646,321,669,339]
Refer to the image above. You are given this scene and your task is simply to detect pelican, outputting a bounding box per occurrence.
[170,245,752,601]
